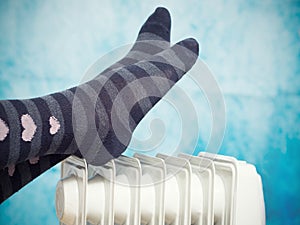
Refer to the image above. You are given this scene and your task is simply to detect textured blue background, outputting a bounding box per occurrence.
[0,0,299,224]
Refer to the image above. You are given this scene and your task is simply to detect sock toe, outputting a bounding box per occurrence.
[138,7,171,42]
[173,38,199,71]
[153,7,171,29]
[177,38,199,56]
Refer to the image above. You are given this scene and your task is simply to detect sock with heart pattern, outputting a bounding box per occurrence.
[0,6,172,203]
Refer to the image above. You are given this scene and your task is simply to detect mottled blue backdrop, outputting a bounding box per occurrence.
[0,0,299,225]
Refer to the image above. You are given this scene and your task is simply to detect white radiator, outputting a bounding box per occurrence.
[55,153,265,225]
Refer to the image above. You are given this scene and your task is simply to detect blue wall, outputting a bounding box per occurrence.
[0,1,299,224]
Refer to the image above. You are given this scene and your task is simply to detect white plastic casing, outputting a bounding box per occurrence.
[55,153,266,225]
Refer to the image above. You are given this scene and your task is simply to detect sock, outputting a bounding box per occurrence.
[0,7,173,202]
[79,38,199,165]
[0,37,198,170]
[0,7,199,203]
[0,154,67,203]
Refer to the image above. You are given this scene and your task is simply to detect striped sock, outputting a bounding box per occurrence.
[0,37,198,168]
[0,154,66,203]
[0,8,199,202]
[0,7,172,202]
[78,38,199,165]
[0,36,199,199]
[0,6,171,168]
[0,7,173,202]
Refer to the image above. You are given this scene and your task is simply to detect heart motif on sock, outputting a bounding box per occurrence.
[29,157,39,164]
[21,114,37,142]
[0,118,9,141]
[49,116,60,135]
[8,164,15,176]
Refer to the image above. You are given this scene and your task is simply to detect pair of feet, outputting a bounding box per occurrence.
[0,7,199,202]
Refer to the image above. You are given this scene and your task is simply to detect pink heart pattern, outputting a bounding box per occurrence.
[21,114,37,142]
[49,116,60,135]
[0,118,9,141]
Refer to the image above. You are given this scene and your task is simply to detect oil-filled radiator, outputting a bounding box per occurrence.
[55,153,265,225]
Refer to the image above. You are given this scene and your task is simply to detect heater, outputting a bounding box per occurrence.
[55,153,265,225]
